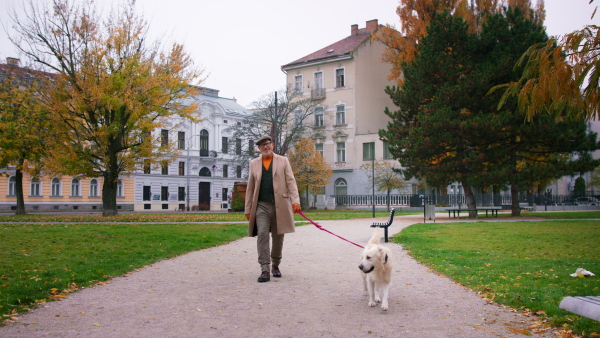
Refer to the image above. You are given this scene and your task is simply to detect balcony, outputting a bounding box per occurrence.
[311,88,326,100]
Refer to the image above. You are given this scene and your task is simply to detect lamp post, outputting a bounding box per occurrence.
[371,142,375,218]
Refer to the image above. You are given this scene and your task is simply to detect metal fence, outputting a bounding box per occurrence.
[330,193,591,207]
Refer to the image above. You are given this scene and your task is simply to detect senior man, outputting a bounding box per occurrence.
[245,135,301,282]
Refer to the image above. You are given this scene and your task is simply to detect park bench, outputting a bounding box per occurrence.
[559,296,600,321]
[370,208,395,243]
[446,207,501,218]
[519,203,534,211]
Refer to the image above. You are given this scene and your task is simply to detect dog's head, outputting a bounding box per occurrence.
[358,245,388,273]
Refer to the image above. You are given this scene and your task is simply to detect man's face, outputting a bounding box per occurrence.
[257,141,274,156]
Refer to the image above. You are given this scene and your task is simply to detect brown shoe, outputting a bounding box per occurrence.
[272,266,282,278]
[257,271,270,282]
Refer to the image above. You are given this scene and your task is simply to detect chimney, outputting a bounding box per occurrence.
[366,19,378,32]
[351,24,358,36]
[6,57,20,66]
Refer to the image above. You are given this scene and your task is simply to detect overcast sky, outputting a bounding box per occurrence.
[1,0,597,108]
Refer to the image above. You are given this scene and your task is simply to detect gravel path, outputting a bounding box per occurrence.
[1,215,560,337]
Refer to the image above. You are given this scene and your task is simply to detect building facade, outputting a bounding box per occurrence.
[130,87,252,211]
[281,20,409,198]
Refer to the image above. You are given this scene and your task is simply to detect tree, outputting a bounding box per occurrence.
[380,8,599,218]
[574,176,586,195]
[288,139,332,210]
[360,160,408,211]
[8,0,203,216]
[226,86,323,156]
[495,1,599,121]
[373,0,544,85]
[0,62,50,215]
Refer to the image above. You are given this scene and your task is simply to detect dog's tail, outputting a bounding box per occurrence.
[368,227,381,245]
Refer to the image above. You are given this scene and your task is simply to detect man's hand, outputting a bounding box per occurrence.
[245,214,250,220]
[292,203,301,213]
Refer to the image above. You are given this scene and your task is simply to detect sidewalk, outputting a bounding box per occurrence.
[1,215,559,337]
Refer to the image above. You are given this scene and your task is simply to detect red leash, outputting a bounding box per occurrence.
[297,211,364,249]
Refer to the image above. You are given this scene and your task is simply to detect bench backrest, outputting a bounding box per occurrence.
[387,208,395,224]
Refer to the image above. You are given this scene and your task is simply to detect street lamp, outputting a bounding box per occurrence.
[371,142,375,218]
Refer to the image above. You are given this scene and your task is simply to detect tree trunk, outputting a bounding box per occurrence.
[15,167,26,215]
[511,182,521,216]
[386,189,391,211]
[102,170,119,216]
[462,181,477,218]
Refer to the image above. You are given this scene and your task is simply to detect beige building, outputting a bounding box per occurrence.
[0,174,134,212]
[281,19,407,198]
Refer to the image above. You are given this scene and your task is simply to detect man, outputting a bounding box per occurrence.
[245,135,301,282]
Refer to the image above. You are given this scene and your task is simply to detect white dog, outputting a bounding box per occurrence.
[358,227,392,310]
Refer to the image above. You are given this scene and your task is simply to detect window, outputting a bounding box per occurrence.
[222,137,228,153]
[178,161,185,176]
[316,143,324,157]
[161,186,169,201]
[336,68,345,87]
[223,164,228,178]
[199,167,211,177]
[143,186,151,201]
[199,129,209,157]
[8,176,16,196]
[222,187,228,201]
[161,163,168,175]
[30,178,41,196]
[89,178,99,197]
[143,159,151,174]
[248,140,254,156]
[51,178,60,196]
[161,129,169,147]
[236,166,242,178]
[336,105,346,125]
[336,142,346,162]
[294,75,303,93]
[178,187,186,201]
[314,72,323,89]
[117,180,124,197]
[315,107,324,127]
[178,131,185,150]
[235,138,242,155]
[383,141,393,159]
[363,142,375,161]
[71,179,80,197]
[335,178,348,196]
[294,109,303,127]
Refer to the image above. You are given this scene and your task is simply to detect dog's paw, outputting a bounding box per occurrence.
[375,295,381,303]
[368,301,377,307]
[381,302,388,311]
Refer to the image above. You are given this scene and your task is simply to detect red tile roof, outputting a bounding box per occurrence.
[282,29,376,70]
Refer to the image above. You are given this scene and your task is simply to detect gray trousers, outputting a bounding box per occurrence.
[256,201,284,272]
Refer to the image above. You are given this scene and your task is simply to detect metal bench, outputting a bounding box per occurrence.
[370,208,395,242]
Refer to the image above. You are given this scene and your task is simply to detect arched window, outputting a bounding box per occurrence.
[117,180,123,197]
[199,167,212,177]
[30,178,41,196]
[90,179,99,197]
[51,178,61,196]
[71,178,80,197]
[335,178,347,196]
[199,129,209,157]
[8,176,16,196]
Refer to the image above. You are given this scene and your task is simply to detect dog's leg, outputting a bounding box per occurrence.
[380,283,390,311]
[362,273,368,296]
[374,283,381,303]
[367,278,377,307]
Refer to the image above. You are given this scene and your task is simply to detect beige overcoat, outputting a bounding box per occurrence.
[244,154,300,237]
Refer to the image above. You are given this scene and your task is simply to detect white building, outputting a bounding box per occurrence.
[131,88,252,211]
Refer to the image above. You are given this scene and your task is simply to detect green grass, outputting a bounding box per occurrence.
[0,222,246,319]
[0,209,419,223]
[396,220,600,337]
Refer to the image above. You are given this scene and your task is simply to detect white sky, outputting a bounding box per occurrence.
[0,0,597,108]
